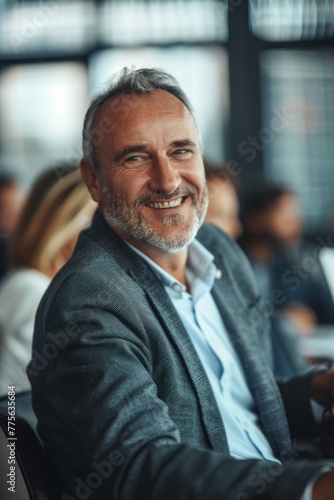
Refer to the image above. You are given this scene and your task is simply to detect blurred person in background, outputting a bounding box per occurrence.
[204,161,243,240]
[205,164,308,377]
[239,183,334,334]
[0,174,23,279]
[0,166,96,395]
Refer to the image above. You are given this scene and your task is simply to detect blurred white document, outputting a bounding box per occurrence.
[319,247,334,304]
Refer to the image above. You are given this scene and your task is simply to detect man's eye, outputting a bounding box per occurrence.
[126,156,142,162]
[122,155,150,168]
[123,156,145,166]
[173,149,192,158]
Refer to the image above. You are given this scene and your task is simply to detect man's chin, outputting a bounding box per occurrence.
[140,225,199,252]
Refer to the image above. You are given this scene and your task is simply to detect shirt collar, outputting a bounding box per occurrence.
[125,238,218,298]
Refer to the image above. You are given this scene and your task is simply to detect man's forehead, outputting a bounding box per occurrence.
[93,90,199,154]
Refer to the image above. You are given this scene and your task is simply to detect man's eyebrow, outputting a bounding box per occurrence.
[113,145,148,163]
[170,140,197,148]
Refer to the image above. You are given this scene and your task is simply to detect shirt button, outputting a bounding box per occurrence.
[172,283,182,294]
[243,421,249,429]
[215,269,222,279]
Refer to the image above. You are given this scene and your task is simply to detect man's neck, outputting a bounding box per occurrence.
[145,246,189,287]
[114,229,189,287]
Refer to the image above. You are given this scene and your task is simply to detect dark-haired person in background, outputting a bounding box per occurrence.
[240,184,334,333]
[29,68,334,500]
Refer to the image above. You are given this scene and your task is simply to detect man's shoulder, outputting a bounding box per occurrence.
[61,210,140,277]
[40,219,141,312]
[196,223,243,260]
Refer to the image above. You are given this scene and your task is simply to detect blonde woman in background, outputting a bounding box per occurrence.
[0,166,96,394]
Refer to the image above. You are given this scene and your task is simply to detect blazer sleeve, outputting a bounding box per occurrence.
[28,269,327,500]
[278,374,318,439]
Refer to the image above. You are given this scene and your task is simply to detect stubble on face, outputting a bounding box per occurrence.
[99,178,209,252]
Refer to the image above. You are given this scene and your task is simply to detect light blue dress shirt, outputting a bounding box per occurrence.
[128,239,318,499]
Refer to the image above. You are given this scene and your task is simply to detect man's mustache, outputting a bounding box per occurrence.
[136,187,198,206]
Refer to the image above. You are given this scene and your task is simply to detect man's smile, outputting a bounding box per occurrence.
[146,197,185,209]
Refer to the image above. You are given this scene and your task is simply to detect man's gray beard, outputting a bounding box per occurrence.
[100,181,209,252]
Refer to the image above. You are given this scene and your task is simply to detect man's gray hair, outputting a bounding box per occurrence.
[82,67,195,170]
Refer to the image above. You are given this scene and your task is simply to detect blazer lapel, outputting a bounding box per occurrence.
[129,267,230,453]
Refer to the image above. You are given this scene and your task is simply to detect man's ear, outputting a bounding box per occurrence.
[80,160,102,203]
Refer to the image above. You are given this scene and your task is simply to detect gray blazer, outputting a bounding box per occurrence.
[28,211,326,500]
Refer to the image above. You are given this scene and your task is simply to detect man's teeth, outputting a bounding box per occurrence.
[147,198,183,209]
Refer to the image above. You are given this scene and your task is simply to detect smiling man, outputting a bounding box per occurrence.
[29,68,334,500]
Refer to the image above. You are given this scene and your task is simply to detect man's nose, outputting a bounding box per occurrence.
[148,156,181,194]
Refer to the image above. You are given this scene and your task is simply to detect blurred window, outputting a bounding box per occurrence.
[250,0,334,41]
[99,0,227,44]
[0,0,227,55]
[0,63,88,186]
[0,1,96,54]
[260,50,334,232]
